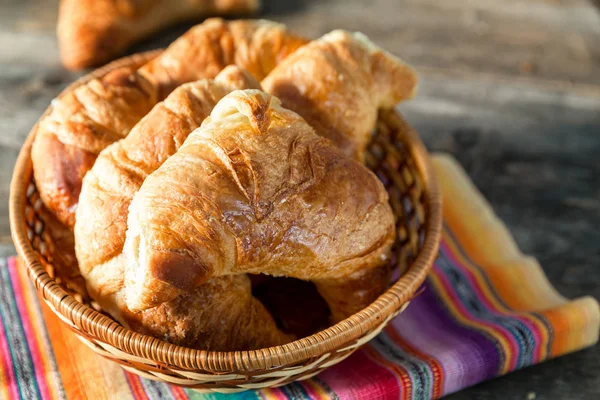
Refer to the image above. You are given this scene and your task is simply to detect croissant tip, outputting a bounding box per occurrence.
[247,90,276,133]
[211,89,279,134]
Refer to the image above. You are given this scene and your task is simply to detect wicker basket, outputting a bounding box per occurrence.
[9,51,442,393]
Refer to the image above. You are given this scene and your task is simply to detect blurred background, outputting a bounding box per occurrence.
[1,0,599,398]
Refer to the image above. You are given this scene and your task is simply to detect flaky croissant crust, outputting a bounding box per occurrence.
[262,30,417,161]
[124,89,395,315]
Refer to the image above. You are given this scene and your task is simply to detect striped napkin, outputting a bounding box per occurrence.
[1,154,598,400]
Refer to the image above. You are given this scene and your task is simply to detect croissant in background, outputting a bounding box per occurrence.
[262,30,417,161]
[124,90,396,323]
[33,18,307,228]
[58,0,261,70]
[73,67,290,350]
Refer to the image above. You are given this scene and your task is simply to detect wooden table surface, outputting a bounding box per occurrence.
[1,0,599,398]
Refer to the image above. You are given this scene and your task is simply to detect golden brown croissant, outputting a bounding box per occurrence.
[33,68,156,228]
[262,30,417,161]
[126,274,291,350]
[58,0,261,70]
[124,90,395,322]
[33,18,307,228]
[74,67,288,349]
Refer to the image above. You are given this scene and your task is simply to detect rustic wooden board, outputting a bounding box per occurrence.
[1,0,599,397]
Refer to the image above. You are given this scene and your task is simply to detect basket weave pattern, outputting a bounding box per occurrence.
[10,52,442,392]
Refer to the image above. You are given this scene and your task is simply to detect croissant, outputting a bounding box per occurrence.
[33,18,307,228]
[262,30,417,161]
[74,67,288,349]
[127,274,291,350]
[58,0,261,70]
[124,90,395,323]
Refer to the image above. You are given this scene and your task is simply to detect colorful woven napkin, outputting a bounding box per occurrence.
[1,154,598,400]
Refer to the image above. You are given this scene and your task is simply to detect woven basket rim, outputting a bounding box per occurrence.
[9,50,442,373]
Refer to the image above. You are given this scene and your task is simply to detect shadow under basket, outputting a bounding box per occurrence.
[9,51,443,393]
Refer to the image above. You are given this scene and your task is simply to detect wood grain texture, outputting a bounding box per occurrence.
[1,0,599,397]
